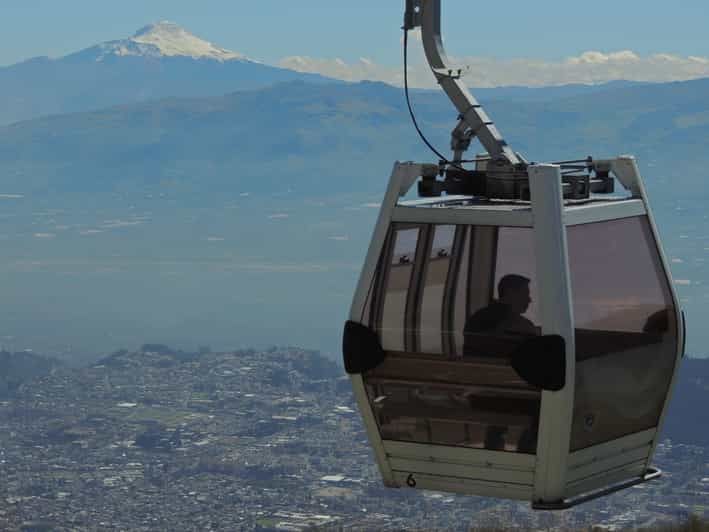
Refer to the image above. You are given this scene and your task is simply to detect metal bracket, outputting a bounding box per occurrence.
[450,118,474,161]
[414,0,521,167]
[403,0,423,30]
[432,67,463,80]
[532,467,662,510]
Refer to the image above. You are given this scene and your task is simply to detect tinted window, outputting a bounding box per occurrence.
[365,224,541,453]
[419,225,455,355]
[377,225,420,352]
[568,216,678,450]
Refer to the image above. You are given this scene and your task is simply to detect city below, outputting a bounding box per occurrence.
[0,346,707,531]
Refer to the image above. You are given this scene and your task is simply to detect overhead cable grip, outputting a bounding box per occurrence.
[406,0,521,167]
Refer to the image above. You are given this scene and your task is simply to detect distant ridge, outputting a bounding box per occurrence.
[0,21,691,126]
[0,22,334,126]
[2,75,709,197]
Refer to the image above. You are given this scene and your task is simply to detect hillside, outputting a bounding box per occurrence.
[0,350,62,398]
[0,77,707,359]
[0,346,706,530]
[0,344,709,531]
[2,349,706,448]
[2,77,709,198]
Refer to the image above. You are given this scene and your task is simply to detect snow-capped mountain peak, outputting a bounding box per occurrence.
[94,21,247,62]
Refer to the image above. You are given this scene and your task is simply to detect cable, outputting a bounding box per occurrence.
[403,28,464,170]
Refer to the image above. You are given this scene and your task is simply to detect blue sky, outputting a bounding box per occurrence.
[3,0,709,67]
[3,1,709,88]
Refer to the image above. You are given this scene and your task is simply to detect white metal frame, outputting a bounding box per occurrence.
[624,156,685,472]
[348,162,418,487]
[528,165,576,505]
[392,204,533,227]
[564,199,646,226]
[406,0,520,166]
[347,157,683,507]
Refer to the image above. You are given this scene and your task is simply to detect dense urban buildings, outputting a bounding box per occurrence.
[0,346,706,530]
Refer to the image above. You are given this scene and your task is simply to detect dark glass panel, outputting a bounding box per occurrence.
[451,227,472,357]
[366,355,540,452]
[365,224,541,453]
[379,226,420,352]
[568,216,678,451]
[419,225,455,355]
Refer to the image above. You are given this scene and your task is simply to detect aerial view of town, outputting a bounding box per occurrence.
[3,1,709,530]
[0,346,707,531]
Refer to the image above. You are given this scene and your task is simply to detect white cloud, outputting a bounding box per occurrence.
[279,55,409,85]
[567,50,640,65]
[278,50,709,88]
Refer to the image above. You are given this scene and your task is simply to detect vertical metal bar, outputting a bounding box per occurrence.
[488,228,499,302]
[528,164,576,505]
[465,227,476,318]
[350,162,410,322]
[442,225,467,356]
[371,228,395,331]
[405,224,433,353]
[418,0,520,165]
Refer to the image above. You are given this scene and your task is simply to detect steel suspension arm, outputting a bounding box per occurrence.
[405,0,521,166]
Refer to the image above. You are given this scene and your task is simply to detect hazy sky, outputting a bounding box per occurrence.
[3,0,709,87]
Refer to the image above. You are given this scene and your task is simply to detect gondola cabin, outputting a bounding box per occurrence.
[343,158,684,508]
[343,0,686,509]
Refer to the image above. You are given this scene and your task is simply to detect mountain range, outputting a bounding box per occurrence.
[0,22,333,126]
[0,21,652,128]
[2,76,709,199]
[0,23,707,359]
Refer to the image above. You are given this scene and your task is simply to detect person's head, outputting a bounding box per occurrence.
[498,274,531,315]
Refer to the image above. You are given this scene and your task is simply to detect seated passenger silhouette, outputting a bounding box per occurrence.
[464,274,537,340]
[463,274,539,452]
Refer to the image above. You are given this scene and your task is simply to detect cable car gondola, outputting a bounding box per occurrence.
[343,0,685,509]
